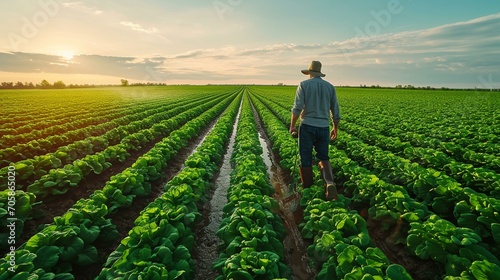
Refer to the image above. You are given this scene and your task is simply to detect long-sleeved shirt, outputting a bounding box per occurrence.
[291,76,341,128]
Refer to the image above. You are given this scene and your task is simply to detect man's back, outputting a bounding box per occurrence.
[293,76,340,128]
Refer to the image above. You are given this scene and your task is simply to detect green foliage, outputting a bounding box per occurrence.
[214,94,290,279]
[97,89,242,279]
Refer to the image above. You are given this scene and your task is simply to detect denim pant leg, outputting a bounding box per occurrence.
[299,124,330,167]
[298,124,314,168]
[315,126,330,162]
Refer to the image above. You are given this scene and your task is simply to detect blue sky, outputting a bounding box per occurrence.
[0,0,499,88]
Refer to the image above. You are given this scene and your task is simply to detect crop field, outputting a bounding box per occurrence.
[1,85,499,279]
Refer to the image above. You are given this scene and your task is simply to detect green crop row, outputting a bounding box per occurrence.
[23,93,230,200]
[0,93,233,245]
[0,92,217,177]
[213,93,290,279]
[339,89,500,149]
[0,101,133,148]
[0,92,236,279]
[327,144,500,279]
[0,88,143,128]
[341,121,500,195]
[97,91,242,279]
[335,132,500,250]
[388,128,500,171]
[0,97,171,166]
[249,90,411,279]
[0,95,127,132]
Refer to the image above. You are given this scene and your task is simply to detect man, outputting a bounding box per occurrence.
[289,60,341,200]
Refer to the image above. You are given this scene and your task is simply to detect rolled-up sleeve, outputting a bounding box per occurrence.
[292,83,305,116]
[331,89,341,122]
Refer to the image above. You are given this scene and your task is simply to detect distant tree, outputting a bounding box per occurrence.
[40,79,51,88]
[15,81,24,88]
[53,80,66,89]
[1,82,13,89]
[121,79,129,86]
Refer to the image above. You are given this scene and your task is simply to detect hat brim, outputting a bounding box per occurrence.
[301,69,325,77]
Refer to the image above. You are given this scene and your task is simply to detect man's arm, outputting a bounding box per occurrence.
[290,83,304,134]
[330,88,341,140]
[290,113,299,134]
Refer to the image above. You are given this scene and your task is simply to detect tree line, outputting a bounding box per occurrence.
[0,80,98,89]
[0,79,169,89]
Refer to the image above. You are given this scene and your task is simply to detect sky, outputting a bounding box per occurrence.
[0,0,499,88]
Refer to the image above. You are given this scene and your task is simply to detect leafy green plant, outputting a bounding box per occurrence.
[214,94,290,279]
[0,190,37,251]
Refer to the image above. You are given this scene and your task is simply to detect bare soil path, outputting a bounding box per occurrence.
[192,101,241,280]
[251,100,315,280]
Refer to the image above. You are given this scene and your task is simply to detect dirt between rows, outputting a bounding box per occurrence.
[360,206,444,280]
[247,97,316,279]
[321,181,442,279]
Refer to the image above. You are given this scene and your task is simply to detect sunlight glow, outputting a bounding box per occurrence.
[61,51,74,61]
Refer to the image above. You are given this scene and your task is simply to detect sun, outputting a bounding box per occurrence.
[60,50,74,61]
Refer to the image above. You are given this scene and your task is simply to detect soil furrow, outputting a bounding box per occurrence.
[192,99,242,280]
[250,99,315,280]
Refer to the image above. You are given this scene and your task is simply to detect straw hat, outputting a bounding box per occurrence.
[301,60,325,77]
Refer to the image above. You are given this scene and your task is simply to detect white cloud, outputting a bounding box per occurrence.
[62,1,103,15]
[120,21,159,34]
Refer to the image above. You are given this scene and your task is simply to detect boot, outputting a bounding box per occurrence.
[318,160,338,200]
[299,167,314,189]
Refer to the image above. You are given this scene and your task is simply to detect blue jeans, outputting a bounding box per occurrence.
[298,123,330,167]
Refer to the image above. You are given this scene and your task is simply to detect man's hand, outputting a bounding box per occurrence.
[331,121,339,141]
[330,129,337,141]
[290,113,299,138]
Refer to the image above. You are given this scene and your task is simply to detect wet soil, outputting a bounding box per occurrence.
[358,207,444,280]
[251,101,315,280]
[192,109,240,280]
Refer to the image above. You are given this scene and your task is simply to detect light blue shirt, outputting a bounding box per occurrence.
[292,76,341,128]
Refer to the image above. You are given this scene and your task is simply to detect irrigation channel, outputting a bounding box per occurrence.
[252,102,314,280]
[192,98,313,280]
[192,100,242,279]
